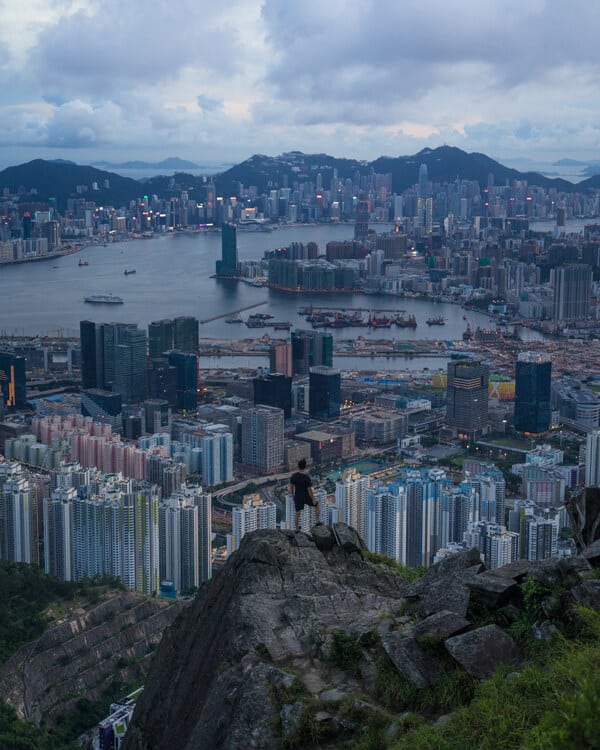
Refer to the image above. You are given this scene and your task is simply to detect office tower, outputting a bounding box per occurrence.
[80,320,104,389]
[144,399,172,434]
[269,340,292,377]
[167,350,198,412]
[253,373,292,418]
[113,326,148,404]
[216,222,238,276]
[0,352,26,409]
[418,163,429,198]
[354,197,369,242]
[553,264,592,321]
[201,433,234,485]
[147,357,178,408]
[586,430,600,486]
[230,496,276,550]
[43,487,75,580]
[22,212,32,239]
[81,389,122,431]
[173,317,199,353]
[514,352,552,434]
[446,361,489,437]
[148,319,174,359]
[336,470,370,541]
[291,330,333,375]
[309,366,341,419]
[102,322,137,391]
[41,220,60,250]
[241,406,284,471]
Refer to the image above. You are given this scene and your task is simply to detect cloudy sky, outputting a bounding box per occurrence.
[1,0,599,168]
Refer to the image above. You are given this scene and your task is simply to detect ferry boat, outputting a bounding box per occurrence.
[426,316,446,325]
[84,294,124,305]
[78,259,89,266]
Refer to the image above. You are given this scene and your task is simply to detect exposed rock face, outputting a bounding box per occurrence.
[0,591,183,725]
[566,486,600,550]
[123,525,600,750]
[123,525,408,750]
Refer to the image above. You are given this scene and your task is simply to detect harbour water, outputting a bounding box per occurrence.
[0,224,546,342]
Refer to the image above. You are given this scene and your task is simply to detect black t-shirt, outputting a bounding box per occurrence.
[290,471,312,503]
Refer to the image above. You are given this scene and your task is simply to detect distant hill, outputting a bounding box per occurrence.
[0,159,144,210]
[91,156,200,171]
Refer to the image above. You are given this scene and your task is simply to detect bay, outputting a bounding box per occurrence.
[0,224,545,343]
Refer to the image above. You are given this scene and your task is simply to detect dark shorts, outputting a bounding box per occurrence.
[294,496,318,513]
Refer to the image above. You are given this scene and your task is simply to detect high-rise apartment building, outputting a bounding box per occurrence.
[229,496,276,552]
[44,487,76,580]
[585,429,600,487]
[291,330,333,375]
[335,470,370,541]
[514,352,552,434]
[200,433,233,485]
[552,264,592,321]
[241,406,284,472]
[309,366,341,419]
[0,463,38,564]
[446,361,489,437]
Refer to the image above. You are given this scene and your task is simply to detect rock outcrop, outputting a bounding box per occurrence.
[123,523,600,750]
[0,591,184,725]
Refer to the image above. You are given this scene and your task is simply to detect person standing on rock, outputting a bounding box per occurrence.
[290,458,321,532]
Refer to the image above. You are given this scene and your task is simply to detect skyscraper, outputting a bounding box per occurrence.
[241,406,284,471]
[81,389,122,431]
[230,496,276,550]
[269,340,292,377]
[148,319,174,359]
[0,352,26,410]
[354,197,369,242]
[113,326,148,404]
[167,350,198,412]
[309,366,341,419]
[147,358,178,407]
[253,373,292,417]
[446,361,489,437]
[336,470,370,541]
[80,320,104,389]
[0,464,38,564]
[216,222,238,276]
[173,316,199,353]
[201,433,234,485]
[586,429,600,487]
[291,330,333,375]
[418,163,429,198]
[553,264,592,321]
[514,352,552,434]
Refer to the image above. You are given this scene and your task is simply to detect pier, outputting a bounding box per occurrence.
[200,301,267,325]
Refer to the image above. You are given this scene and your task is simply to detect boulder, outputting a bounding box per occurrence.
[445,625,521,679]
[413,610,470,642]
[569,580,600,611]
[467,572,520,609]
[332,523,366,553]
[528,556,591,589]
[405,547,485,617]
[489,560,534,583]
[381,633,441,687]
[311,524,335,552]
[580,539,600,568]
[280,702,304,738]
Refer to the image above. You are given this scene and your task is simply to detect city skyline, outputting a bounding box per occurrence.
[2,2,600,168]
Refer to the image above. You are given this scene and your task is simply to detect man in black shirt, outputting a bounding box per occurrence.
[289,458,321,532]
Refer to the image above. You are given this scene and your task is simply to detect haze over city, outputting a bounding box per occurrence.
[2,0,600,168]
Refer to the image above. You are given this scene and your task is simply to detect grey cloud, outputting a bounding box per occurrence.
[29,1,242,99]
[197,94,223,112]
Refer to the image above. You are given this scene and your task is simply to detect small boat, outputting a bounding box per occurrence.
[84,294,124,305]
[78,259,89,266]
[225,317,243,324]
[426,316,446,325]
[124,269,136,275]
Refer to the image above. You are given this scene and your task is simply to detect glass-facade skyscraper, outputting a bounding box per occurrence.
[291,330,333,375]
[446,361,489,437]
[216,222,238,276]
[514,352,552,434]
[309,366,341,419]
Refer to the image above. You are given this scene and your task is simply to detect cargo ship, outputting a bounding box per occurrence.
[395,314,417,328]
[426,316,446,325]
[84,294,124,305]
